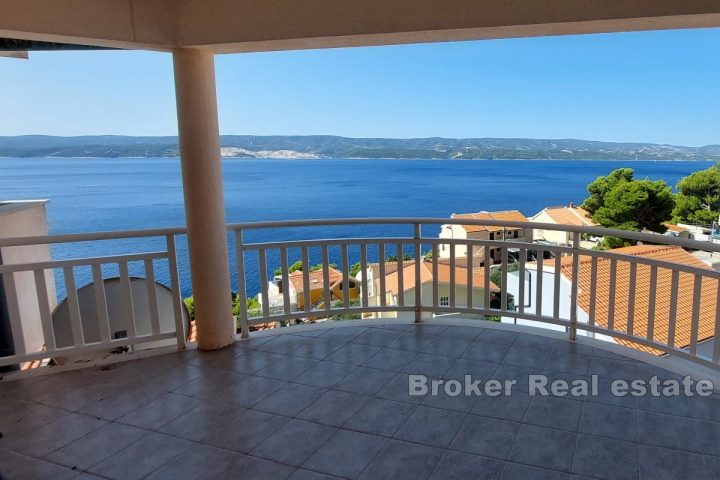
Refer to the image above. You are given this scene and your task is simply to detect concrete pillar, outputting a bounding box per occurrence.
[173,48,234,350]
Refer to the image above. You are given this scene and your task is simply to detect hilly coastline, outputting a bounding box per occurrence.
[1,135,719,161]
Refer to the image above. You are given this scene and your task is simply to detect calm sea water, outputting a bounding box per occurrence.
[0,157,711,298]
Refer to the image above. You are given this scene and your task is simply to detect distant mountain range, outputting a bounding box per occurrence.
[1,135,719,161]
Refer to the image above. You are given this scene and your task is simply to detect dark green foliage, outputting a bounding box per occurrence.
[673,163,720,225]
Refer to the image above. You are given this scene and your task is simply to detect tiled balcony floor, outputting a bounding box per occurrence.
[2,322,720,480]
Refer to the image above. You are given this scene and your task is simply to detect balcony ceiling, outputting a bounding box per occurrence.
[2,0,720,54]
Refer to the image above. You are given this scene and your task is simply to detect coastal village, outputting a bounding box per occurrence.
[257,203,720,359]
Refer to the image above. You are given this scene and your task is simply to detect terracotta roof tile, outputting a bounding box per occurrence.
[559,245,718,355]
[452,210,528,233]
[539,206,595,227]
[288,267,344,293]
[374,260,499,296]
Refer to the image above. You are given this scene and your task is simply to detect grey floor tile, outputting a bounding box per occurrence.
[158,401,242,441]
[422,383,479,413]
[326,343,381,365]
[440,326,485,341]
[544,351,591,375]
[463,342,510,363]
[402,353,457,378]
[255,356,320,381]
[344,398,418,437]
[0,448,78,480]
[444,358,499,380]
[451,415,520,460]
[361,348,418,371]
[78,384,165,420]
[472,390,532,422]
[290,338,347,360]
[0,401,71,436]
[688,393,720,423]
[290,469,343,480]
[89,432,192,480]
[524,396,583,432]
[409,324,450,336]
[493,365,543,392]
[513,333,561,350]
[429,450,505,480]
[638,410,698,452]
[588,357,636,381]
[639,444,713,480]
[374,324,413,332]
[255,335,312,354]
[334,367,397,396]
[478,329,518,345]
[395,405,467,448]
[584,379,638,409]
[420,336,473,357]
[572,434,638,480]
[118,392,201,430]
[352,328,402,347]
[502,345,551,368]
[255,382,327,417]
[218,455,296,479]
[376,373,427,404]
[219,350,287,374]
[387,333,437,352]
[500,463,574,480]
[688,417,720,456]
[358,439,445,480]
[46,422,146,470]
[292,328,330,338]
[320,326,370,341]
[144,443,242,480]
[201,408,288,453]
[636,392,691,417]
[579,402,638,442]
[551,342,595,357]
[294,360,356,388]
[508,424,577,471]
[251,419,337,466]
[2,412,106,457]
[304,429,387,479]
[221,375,287,407]
[297,390,369,427]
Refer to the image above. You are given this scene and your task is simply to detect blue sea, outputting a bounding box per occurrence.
[0,157,711,298]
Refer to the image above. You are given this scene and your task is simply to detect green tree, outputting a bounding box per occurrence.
[582,168,634,215]
[673,163,720,225]
[581,168,674,247]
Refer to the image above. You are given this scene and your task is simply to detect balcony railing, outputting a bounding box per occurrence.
[2,218,720,374]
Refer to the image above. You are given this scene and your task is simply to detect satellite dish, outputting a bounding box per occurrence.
[51,277,190,355]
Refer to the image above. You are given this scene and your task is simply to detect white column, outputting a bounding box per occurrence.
[173,48,234,350]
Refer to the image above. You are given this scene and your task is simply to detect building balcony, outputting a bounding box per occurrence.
[2,218,720,479]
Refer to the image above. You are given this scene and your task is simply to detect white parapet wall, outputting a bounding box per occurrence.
[0,200,56,357]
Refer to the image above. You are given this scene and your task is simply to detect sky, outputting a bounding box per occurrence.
[1,28,720,146]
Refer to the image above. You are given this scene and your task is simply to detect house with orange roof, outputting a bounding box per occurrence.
[362,260,499,320]
[438,210,531,265]
[529,203,597,247]
[261,266,360,314]
[506,245,719,357]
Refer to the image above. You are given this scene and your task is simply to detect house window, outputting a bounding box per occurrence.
[440,296,449,306]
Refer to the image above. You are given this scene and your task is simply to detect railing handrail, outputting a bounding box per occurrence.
[1,217,719,254]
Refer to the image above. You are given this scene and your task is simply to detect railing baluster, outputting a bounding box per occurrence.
[63,266,84,346]
[588,256,598,327]
[449,243,456,308]
[517,248,525,315]
[119,262,137,340]
[301,247,311,314]
[647,265,657,342]
[342,244,350,308]
[378,243,387,307]
[360,242,369,308]
[466,245,473,309]
[536,249,544,316]
[2,272,26,355]
[413,224,422,323]
[569,232,580,340]
[258,248,270,319]
[689,274,702,355]
[144,259,161,336]
[501,247,508,313]
[667,269,680,348]
[553,254,561,320]
[626,262,637,336]
[607,259,617,331]
[484,246,491,310]
[397,242,404,307]
[322,245,331,311]
[166,234,186,346]
[432,243,439,307]
[33,269,56,353]
[280,247,291,316]
[91,264,111,343]
[234,230,249,338]
[713,280,720,363]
